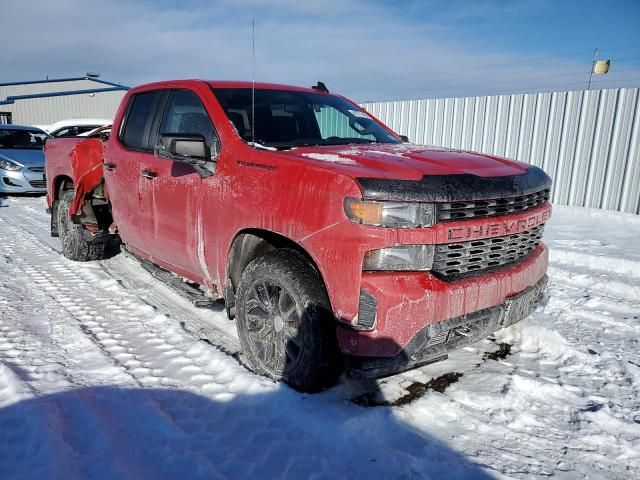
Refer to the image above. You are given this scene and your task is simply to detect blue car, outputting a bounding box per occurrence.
[0,124,49,194]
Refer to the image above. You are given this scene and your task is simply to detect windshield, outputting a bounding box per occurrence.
[212,88,400,149]
[0,129,48,150]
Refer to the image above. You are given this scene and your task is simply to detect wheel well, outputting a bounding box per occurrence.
[52,175,113,231]
[226,229,328,310]
[53,175,74,201]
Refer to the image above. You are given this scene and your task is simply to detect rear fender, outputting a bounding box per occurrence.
[66,139,105,216]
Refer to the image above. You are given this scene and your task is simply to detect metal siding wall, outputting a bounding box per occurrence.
[8,90,125,125]
[362,88,640,214]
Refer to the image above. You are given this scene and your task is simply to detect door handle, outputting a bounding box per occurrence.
[141,170,158,179]
[104,162,116,171]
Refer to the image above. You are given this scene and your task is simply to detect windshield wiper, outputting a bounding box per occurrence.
[252,139,391,150]
[322,139,383,146]
[264,141,325,149]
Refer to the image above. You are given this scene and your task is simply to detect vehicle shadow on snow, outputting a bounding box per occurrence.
[0,385,495,480]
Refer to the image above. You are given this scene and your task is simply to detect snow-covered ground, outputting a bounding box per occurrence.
[0,195,638,480]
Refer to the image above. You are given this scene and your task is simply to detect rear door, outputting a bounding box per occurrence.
[105,89,163,253]
[137,88,219,279]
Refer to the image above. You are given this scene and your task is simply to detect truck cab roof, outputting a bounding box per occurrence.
[128,79,328,95]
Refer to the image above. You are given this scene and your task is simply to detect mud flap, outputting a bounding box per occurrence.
[50,201,59,237]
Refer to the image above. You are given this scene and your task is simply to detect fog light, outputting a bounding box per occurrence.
[2,177,21,187]
[363,245,434,271]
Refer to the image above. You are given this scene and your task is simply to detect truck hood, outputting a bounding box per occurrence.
[0,148,45,167]
[280,143,528,179]
[278,143,551,202]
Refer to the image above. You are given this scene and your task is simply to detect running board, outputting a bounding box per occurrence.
[121,247,216,308]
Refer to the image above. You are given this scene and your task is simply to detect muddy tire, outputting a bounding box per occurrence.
[57,191,106,261]
[235,249,342,392]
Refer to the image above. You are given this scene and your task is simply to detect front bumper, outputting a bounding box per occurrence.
[337,242,548,358]
[0,168,46,193]
[346,274,548,378]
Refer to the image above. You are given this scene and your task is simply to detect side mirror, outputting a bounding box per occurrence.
[399,135,409,142]
[155,134,210,164]
[349,116,374,136]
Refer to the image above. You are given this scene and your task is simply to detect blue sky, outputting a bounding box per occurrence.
[2,0,639,101]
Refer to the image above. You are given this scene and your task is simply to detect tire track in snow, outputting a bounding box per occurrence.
[3,197,242,356]
[4,222,196,388]
[1,232,138,396]
[0,213,257,401]
[0,223,144,389]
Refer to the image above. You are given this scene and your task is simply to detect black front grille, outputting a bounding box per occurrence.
[29,180,46,188]
[437,189,550,221]
[433,224,545,278]
[28,166,45,172]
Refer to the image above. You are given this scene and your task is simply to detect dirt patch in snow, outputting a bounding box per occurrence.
[352,372,464,407]
[482,342,512,361]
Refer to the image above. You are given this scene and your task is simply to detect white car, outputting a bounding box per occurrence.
[78,124,112,139]
[38,118,112,138]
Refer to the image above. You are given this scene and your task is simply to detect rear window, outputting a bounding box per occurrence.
[120,91,161,151]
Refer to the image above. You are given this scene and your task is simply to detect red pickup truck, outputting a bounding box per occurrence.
[45,80,551,391]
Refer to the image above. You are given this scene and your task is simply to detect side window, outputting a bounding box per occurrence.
[159,90,217,148]
[120,91,161,151]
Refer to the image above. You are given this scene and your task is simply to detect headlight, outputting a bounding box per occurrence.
[0,158,22,171]
[344,197,435,228]
[364,245,434,271]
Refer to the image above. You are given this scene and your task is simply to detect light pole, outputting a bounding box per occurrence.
[588,48,599,90]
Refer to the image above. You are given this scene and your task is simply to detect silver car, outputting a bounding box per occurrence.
[0,125,49,194]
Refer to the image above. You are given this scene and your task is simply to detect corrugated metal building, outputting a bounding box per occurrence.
[0,76,129,125]
[363,88,640,214]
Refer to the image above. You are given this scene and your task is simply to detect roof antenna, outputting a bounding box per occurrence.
[251,18,256,145]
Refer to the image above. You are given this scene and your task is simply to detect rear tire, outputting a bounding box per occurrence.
[57,190,106,261]
[235,249,342,392]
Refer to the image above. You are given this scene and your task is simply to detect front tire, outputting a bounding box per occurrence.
[57,190,106,261]
[235,249,342,392]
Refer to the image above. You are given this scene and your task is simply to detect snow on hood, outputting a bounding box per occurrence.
[0,148,45,167]
[300,152,357,165]
[278,143,529,180]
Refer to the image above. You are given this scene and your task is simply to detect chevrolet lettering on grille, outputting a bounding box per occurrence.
[445,209,551,241]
